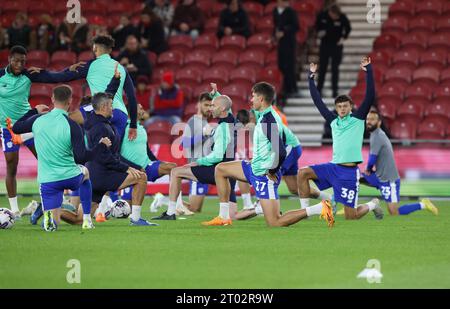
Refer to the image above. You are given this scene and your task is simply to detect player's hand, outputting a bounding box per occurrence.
[128,128,137,141]
[360,56,371,71]
[210,83,218,95]
[266,172,279,183]
[35,104,50,114]
[28,66,42,74]
[275,31,284,40]
[309,63,318,74]
[69,61,86,72]
[127,167,145,179]
[203,124,214,136]
[114,62,121,79]
[99,137,112,147]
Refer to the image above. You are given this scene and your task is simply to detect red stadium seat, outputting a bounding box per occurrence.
[373,34,400,50]
[296,29,308,45]
[390,119,418,139]
[415,0,442,17]
[243,2,264,18]
[211,50,238,67]
[397,99,426,120]
[222,83,248,102]
[418,118,447,139]
[168,35,194,53]
[246,33,273,52]
[157,50,183,70]
[2,2,27,14]
[27,50,50,67]
[377,98,400,120]
[29,84,52,108]
[194,33,219,53]
[436,15,450,32]
[176,68,202,88]
[255,18,274,33]
[408,15,436,32]
[420,48,447,69]
[258,67,282,91]
[389,1,415,18]
[179,85,193,103]
[404,83,433,100]
[183,50,211,71]
[78,51,95,62]
[183,103,198,118]
[292,2,315,15]
[197,0,213,17]
[28,1,51,15]
[428,33,450,49]
[238,50,265,71]
[392,49,420,69]
[412,66,440,86]
[50,51,77,68]
[220,35,246,53]
[211,2,226,17]
[400,31,428,49]
[369,50,392,67]
[384,65,413,85]
[193,84,211,98]
[378,83,405,100]
[264,2,278,16]
[434,83,450,100]
[147,121,172,134]
[107,3,128,15]
[265,50,277,66]
[147,132,173,144]
[204,17,220,34]
[202,67,229,85]
[229,67,257,89]
[425,102,450,121]
[382,16,409,32]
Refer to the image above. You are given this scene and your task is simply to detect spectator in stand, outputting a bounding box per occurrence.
[0,21,8,50]
[117,35,152,84]
[171,0,205,39]
[148,71,184,125]
[136,75,152,112]
[217,0,251,39]
[273,0,299,97]
[147,0,175,37]
[138,9,168,55]
[112,15,138,51]
[35,14,55,52]
[316,4,351,97]
[54,16,89,53]
[7,12,32,49]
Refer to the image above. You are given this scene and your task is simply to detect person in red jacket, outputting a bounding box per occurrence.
[148,71,184,125]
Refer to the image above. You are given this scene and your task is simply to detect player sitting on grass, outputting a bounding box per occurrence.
[359,109,438,216]
[151,85,238,221]
[12,85,111,231]
[298,56,383,221]
[211,82,334,227]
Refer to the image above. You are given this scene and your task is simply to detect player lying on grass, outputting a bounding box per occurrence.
[12,85,111,231]
[150,91,215,215]
[358,109,438,216]
[297,57,383,221]
[151,85,238,222]
[210,82,334,227]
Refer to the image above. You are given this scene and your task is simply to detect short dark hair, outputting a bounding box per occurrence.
[198,92,213,102]
[368,108,381,120]
[236,109,249,125]
[10,45,27,56]
[335,94,353,105]
[53,85,72,103]
[92,93,111,111]
[252,82,275,104]
[92,35,115,49]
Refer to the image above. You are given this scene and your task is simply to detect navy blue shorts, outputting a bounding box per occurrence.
[39,173,84,211]
[242,161,281,200]
[191,165,236,203]
[1,127,34,152]
[88,163,129,204]
[189,180,209,196]
[311,163,360,208]
[145,161,161,182]
[280,145,302,176]
[362,173,401,203]
[111,109,128,140]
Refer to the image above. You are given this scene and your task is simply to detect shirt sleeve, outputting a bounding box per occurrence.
[353,64,375,120]
[196,122,228,166]
[11,109,41,134]
[309,72,337,123]
[26,61,91,83]
[123,71,138,129]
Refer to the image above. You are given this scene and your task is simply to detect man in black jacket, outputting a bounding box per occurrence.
[117,35,153,84]
[273,0,299,97]
[217,0,251,39]
[316,4,352,98]
[84,90,158,226]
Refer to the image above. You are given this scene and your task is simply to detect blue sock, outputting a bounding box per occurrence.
[79,179,92,215]
[398,203,422,215]
[121,187,133,201]
[109,191,119,202]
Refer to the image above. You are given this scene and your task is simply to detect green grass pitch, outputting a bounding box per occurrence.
[1,193,449,289]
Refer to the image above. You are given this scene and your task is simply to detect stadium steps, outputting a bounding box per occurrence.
[286,0,394,146]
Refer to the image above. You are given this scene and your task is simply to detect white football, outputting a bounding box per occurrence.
[0,208,15,229]
[111,200,131,218]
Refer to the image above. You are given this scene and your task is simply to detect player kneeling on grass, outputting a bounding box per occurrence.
[298,57,382,221]
[211,82,334,227]
[359,109,438,216]
[12,85,111,231]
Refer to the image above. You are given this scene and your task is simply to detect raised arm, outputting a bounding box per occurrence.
[12,107,46,134]
[26,61,91,83]
[308,63,337,123]
[123,70,138,130]
[353,57,375,120]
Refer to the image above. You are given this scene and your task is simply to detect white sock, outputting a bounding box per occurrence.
[420,202,425,209]
[219,203,230,219]
[255,201,263,215]
[83,214,91,221]
[318,191,332,201]
[176,192,183,208]
[161,196,170,206]
[305,202,323,217]
[21,132,33,142]
[9,197,19,213]
[300,198,309,210]
[242,193,253,209]
[130,205,141,221]
[98,195,108,213]
[167,201,177,215]
[366,201,377,211]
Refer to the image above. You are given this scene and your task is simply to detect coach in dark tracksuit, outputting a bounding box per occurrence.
[273,0,299,97]
[316,4,351,98]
